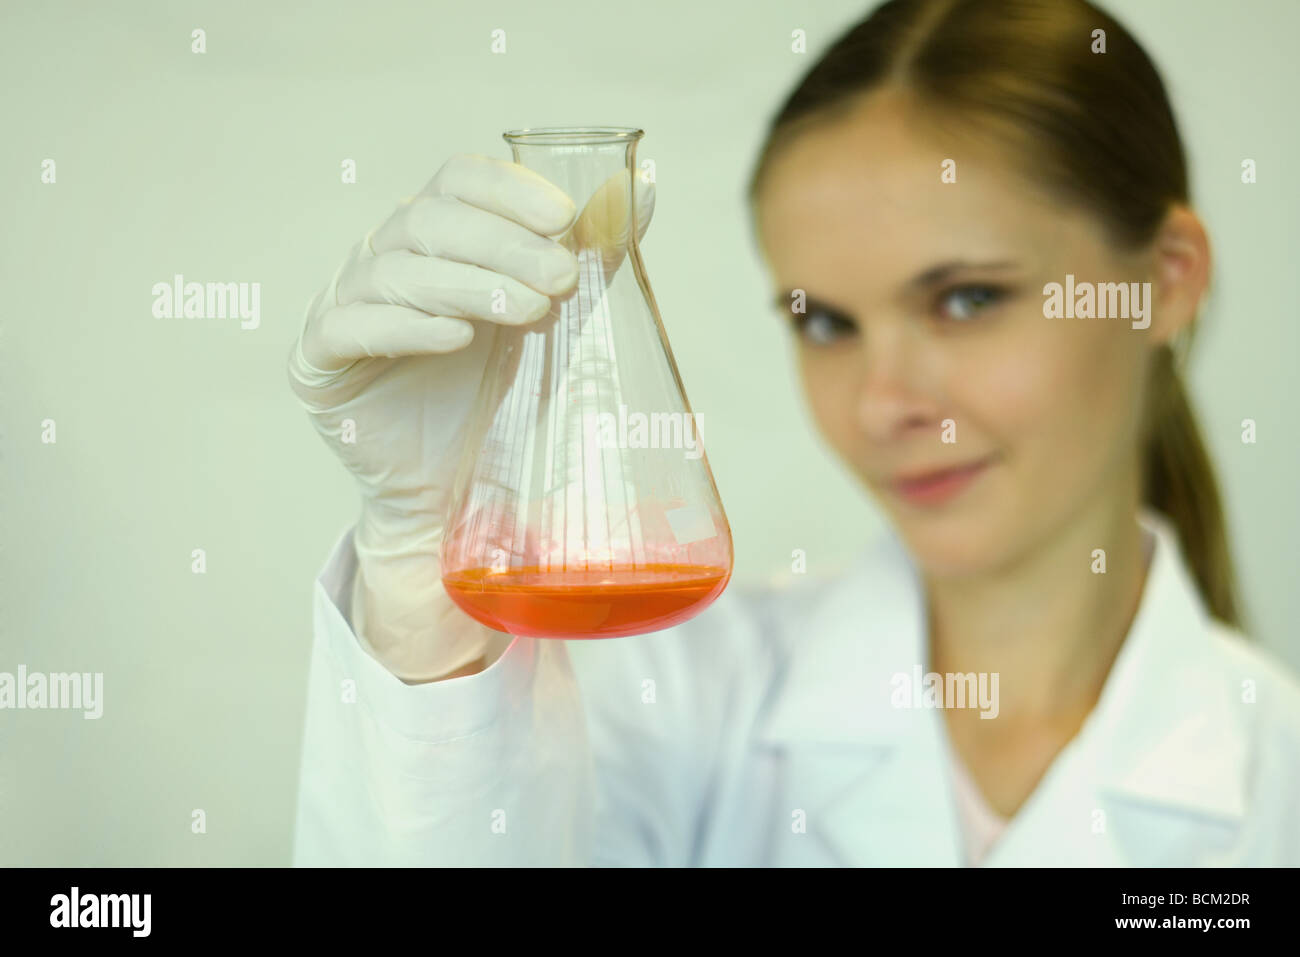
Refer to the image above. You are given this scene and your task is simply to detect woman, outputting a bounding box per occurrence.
[288,0,1300,865]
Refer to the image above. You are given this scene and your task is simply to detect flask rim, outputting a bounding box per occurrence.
[503,126,644,145]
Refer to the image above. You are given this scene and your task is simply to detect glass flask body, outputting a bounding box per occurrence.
[439,127,733,639]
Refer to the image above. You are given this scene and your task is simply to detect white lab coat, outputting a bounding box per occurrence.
[291,510,1300,866]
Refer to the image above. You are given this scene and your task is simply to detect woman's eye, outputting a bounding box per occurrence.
[792,309,856,345]
[938,284,1004,321]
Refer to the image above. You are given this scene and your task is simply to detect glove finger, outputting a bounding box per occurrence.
[338,250,557,326]
[297,301,476,377]
[369,196,578,297]
[634,172,656,244]
[566,169,658,278]
[419,152,578,236]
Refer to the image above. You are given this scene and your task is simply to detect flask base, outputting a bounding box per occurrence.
[441,563,731,639]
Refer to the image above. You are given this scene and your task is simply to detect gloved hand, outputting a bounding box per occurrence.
[289,152,655,681]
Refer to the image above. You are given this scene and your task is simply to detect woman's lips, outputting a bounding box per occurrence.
[891,457,994,506]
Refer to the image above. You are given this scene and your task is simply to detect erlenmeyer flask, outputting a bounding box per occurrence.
[439,126,733,639]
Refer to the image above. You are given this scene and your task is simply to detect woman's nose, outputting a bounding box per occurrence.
[854,324,941,442]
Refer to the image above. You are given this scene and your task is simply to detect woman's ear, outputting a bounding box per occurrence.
[1147,205,1211,347]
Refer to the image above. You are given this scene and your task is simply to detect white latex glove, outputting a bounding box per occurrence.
[288,152,656,681]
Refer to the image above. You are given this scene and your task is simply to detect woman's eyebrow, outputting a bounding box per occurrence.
[771,260,1024,315]
[905,259,1022,291]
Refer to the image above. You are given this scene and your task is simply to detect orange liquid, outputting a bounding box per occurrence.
[441,563,731,638]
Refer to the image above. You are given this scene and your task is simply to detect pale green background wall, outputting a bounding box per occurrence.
[2,0,1296,865]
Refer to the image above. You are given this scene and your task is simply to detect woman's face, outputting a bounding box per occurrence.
[755,90,1165,577]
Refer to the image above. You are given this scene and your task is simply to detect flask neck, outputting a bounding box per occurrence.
[505,128,642,243]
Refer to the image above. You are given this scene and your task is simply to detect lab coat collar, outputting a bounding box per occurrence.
[755,509,1248,864]
[1075,509,1247,820]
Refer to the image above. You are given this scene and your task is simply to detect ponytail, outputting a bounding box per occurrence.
[1142,346,1243,627]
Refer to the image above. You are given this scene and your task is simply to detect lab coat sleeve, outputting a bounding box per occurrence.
[291,526,596,866]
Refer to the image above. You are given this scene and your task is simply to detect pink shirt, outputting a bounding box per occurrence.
[945,736,1009,866]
